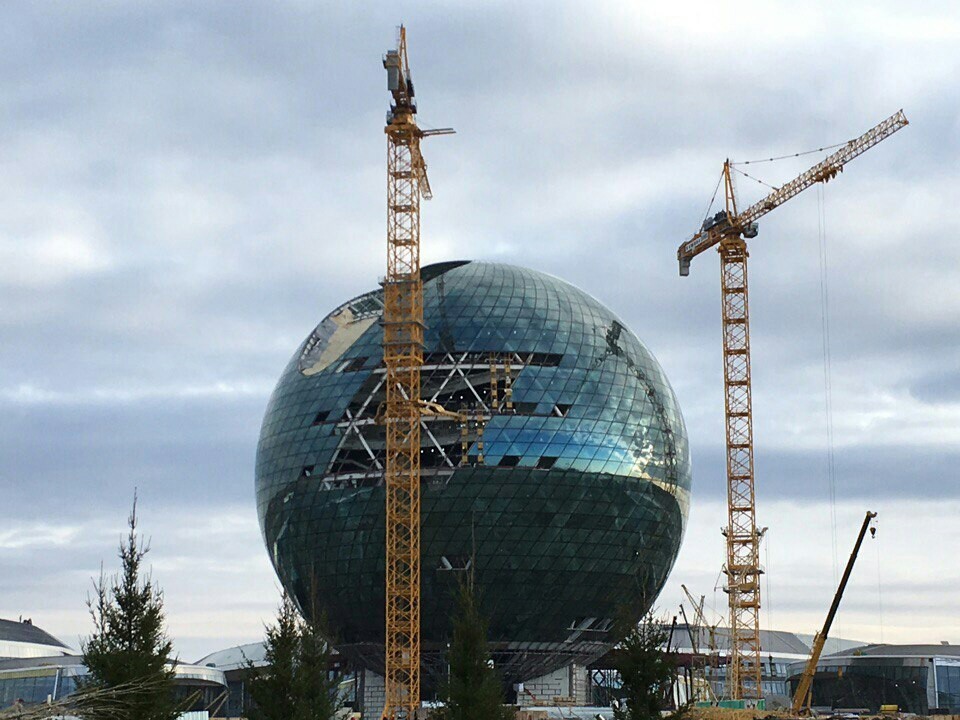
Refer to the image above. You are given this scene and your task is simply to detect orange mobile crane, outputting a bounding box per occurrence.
[677,111,908,700]
[381,26,453,720]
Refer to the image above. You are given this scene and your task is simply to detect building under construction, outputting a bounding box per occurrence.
[253,26,913,720]
[255,260,691,715]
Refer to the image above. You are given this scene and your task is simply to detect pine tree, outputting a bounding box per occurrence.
[246,595,300,720]
[247,592,339,720]
[79,497,178,720]
[292,604,338,720]
[612,610,681,720]
[435,577,513,720]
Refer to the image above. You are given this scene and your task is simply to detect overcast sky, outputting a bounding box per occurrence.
[1,1,958,661]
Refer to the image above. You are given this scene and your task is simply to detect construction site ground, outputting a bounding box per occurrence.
[687,709,960,720]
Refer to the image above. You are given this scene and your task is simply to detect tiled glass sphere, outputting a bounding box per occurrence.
[256,261,691,683]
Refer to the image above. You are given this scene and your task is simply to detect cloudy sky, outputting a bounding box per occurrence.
[2,1,958,661]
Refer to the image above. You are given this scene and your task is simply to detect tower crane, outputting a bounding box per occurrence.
[680,584,720,659]
[792,511,878,714]
[679,585,718,702]
[381,26,453,720]
[677,110,908,700]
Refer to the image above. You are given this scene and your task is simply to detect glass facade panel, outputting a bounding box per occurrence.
[0,672,57,707]
[793,661,930,714]
[937,663,960,711]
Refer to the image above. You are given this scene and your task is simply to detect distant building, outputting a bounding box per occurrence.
[589,624,866,708]
[0,617,227,715]
[787,643,960,714]
[671,624,864,703]
[196,642,267,718]
[198,641,353,717]
[0,617,73,659]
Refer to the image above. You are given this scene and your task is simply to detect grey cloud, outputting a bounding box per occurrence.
[2,396,264,515]
[695,444,960,501]
[910,369,960,403]
[0,504,278,660]
[1,0,958,648]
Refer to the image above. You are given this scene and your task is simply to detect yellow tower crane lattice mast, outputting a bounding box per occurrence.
[677,110,908,700]
[381,26,453,720]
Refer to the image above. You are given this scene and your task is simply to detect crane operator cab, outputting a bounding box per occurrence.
[700,210,760,239]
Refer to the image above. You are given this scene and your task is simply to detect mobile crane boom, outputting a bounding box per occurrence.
[792,511,878,713]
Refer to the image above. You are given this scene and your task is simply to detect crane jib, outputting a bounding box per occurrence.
[677,109,908,275]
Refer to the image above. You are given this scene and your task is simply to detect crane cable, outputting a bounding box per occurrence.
[817,184,842,653]
[731,140,849,166]
[764,529,774,634]
[701,170,724,227]
[731,165,778,192]
[875,519,885,643]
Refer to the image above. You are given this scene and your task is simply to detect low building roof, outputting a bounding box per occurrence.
[196,640,341,672]
[0,655,83,672]
[823,643,960,659]
[786,643,960,679]
[671,623,865,658]
[0,619,68,649]
[0,654,227,686]
[196,642,267,671]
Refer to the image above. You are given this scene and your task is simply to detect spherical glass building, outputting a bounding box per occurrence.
[256,261,691,687]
